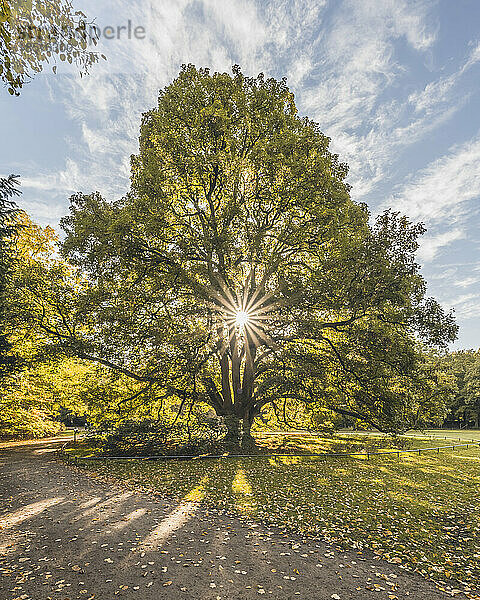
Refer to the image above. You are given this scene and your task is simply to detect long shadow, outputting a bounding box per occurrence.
[0,440,473,599]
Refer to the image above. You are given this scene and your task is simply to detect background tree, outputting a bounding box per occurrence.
[441,350,480,428]
[0,209,95,438]
[0,0,103,95]
[0,174,22,377]
[22,66,457,448]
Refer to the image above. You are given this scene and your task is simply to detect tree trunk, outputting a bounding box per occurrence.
[222,413,258,452]
[211,313,260,453]
[223,414,242,445]
[241,415,257,452]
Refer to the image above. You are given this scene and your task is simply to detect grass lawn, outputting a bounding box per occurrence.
[338,429,480,443]
[405,429,480,442]
[65,435,480,597]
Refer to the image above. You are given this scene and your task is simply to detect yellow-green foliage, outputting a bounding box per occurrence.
[0,407,62,439]
[0,213,94,439]
[0,357,93,439]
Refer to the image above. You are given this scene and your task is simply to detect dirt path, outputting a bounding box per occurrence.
[0,439,451,600]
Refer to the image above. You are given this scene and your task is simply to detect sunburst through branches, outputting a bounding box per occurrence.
[235,310,250,328]
[209,276,279,349]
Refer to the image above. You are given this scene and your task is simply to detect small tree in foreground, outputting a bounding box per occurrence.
[22,66,457,448]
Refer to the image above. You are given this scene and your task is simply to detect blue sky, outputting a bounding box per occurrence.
[2,0,480,348]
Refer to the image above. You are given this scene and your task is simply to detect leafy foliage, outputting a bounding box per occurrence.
[441,350,480,427]
[0,354,94,439]
[87,416,224,456]
[0,0,104,95]
[0,174,22,378]
[0,211,93,438]
[16,65,457,446]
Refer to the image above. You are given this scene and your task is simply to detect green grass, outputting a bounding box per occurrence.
[338,428,480,443]
[406,429,480,442]
[65,434,480,596]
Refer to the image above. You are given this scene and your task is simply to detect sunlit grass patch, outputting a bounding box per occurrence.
[253,431,417,454]
[183,475,209,502]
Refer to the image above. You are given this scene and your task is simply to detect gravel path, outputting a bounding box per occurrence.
[0,438,450,600]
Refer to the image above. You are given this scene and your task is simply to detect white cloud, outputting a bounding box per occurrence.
[464,41,480,71]
[444,293,480,320]
[387,136,480,225]
[294,3,480,207]
[382,135,480,262]
[16,0,473,235]
[454,276,479,288]
[21,156,126,199]
[417,228,464,262]
[293,1,447,199]
[35,0,277,209]
[407,40,480,115]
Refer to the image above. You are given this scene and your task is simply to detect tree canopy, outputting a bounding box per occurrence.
[19,65,457,447]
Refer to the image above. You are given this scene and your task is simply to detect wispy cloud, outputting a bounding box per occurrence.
[383,134,480,263]
[297,3,480,204]
[443,292,480,320]
[387,135,480,226]
[12,0,480,248]
[21,0,445,209]
[417,228,464,262]
[454,276,480,288]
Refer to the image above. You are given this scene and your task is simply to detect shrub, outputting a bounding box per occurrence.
[87,416,225,456]
[0,408,63,440]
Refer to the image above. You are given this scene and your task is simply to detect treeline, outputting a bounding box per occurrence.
[441,350,480,428]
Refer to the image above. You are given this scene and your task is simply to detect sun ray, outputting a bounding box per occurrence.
[244,289,274,314]
[247,320,279,350]
[244,323,263,349]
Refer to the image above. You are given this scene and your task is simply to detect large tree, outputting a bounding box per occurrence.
[25,66,457,447]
